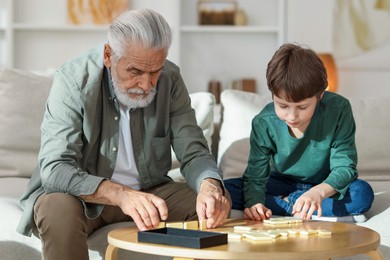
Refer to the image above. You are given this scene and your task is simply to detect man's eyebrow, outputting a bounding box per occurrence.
[127,65,164,73]
[127,66,141,71]
[151,65,164,73]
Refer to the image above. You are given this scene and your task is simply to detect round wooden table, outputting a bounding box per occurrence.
[105,219,383,260]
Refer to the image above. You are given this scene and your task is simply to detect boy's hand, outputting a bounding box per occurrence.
[292,183,336,220]
[244,203,272,221]
[292,189,323,220]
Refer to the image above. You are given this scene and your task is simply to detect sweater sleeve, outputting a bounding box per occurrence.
[323,100,358,199]
[243,116,273,207]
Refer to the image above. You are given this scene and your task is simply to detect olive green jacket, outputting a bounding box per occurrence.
[17,45,221,236]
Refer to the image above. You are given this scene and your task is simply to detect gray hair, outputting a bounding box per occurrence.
[107,8,172,58]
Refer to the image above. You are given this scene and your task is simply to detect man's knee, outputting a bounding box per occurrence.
[34,193,86,233]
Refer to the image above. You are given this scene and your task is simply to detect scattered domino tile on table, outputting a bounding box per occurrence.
[317,229,332,236]
[226,232,243,239]
[242,232,274,241]
[299,229,318,236]
[233,225,253,232]
[263,217,303,225]
[154,219,332,242]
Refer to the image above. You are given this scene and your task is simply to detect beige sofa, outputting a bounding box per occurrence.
[1,67,389,259]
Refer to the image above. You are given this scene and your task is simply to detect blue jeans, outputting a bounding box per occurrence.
[224,172,374,217]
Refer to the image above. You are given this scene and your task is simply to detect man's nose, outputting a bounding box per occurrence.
[138,73,153,92]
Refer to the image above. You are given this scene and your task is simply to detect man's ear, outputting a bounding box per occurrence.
[103,44,112,68]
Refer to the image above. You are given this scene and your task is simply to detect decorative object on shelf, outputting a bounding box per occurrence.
[67,0,130,25]
[198,1,237,25]
[231,78,256,93]
[318,53,338,92]
[234,8,248,26]
[208,80,222,104]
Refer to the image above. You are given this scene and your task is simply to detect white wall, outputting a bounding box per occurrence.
[131,0,180,64]
[287,0,390,98]
[3,0,390,97]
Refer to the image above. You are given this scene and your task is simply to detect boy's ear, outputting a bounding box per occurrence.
[317,91,325,104]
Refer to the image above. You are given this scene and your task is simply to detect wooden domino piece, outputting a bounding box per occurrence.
[199,219,207,230]
[264,217,302,225]
[243,232,274,241]
[233,225,253,232]
[166,222,184,228]
[154,222,166,229]
[183,220,199,230]
[276,229,289,237]
[226,232,243,240]
[300,229,318,236]
[317,229,332,236]
[290,218,303,223]
[250,230,281,238]
[287,229,299,235]
[266,230,281,238]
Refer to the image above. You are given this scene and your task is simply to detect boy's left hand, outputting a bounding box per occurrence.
[292,183,336,220]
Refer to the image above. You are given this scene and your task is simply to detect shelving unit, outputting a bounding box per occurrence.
[0,0,286,94]
[12,24,108,31]
[178,0,286,94]
[181,25,280,34]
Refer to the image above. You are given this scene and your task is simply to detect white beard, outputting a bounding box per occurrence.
[111,69,157,110]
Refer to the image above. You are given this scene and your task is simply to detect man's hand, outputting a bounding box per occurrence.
[117,189,168,231]
[244,203,272,221]
[80,180,168,231]
[196,178,230,229]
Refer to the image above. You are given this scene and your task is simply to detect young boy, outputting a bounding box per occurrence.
[225,43,374,222]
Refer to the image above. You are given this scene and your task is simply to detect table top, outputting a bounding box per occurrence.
[107,219,381,260]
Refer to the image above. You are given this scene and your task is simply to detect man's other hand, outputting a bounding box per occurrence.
[196,178,230,229]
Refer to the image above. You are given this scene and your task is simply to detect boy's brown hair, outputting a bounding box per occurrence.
[266,43,328,102]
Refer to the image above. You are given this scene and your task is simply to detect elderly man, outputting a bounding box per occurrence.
[17,8,230,260]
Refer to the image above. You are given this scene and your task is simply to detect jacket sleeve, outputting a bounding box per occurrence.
[168,69,223,193]
[39,69,104,197]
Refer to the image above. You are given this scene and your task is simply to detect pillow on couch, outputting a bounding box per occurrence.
[349,96,390,181]
[0,67,53,178]
[217,89,271,180]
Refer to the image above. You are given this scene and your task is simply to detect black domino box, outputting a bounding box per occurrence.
[137,227,228,248]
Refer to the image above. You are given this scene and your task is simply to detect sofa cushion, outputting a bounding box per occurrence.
[0,67,53,178]
[190,92,215,148]
[349,96,390,181]
[217,89,271,180]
